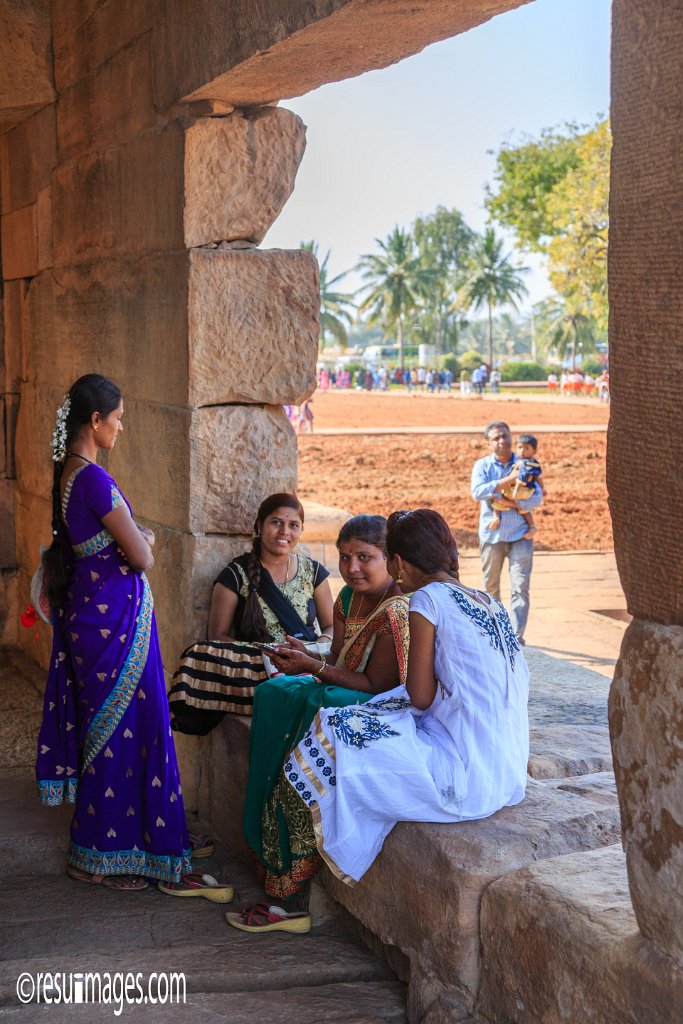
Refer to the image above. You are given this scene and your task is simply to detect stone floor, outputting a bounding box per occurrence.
[0,646,427,1023]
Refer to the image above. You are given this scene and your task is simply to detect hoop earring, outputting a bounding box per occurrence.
[396,572,404,584]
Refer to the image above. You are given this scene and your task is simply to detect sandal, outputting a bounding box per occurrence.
[158,872,233,903]
[225,902,311,934]
[188,830,215,859]
[67,867,148,891]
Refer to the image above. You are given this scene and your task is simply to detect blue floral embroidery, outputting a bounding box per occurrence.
[368,696,412,711]
[111,485,125,510]
[326,707,400,749]
[444,584,519,668]
[72,528,115,560]
[37,778,78,806]
[68,839,192,883]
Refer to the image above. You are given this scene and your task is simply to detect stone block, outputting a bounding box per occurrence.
[0,104,56,214]
[107,399,191,531]
[56,33,157,163]
[477,846,683,1024]
[2,279,28,390]
[13,489,51,578]
[1,204,37,279]
[189,404,298,533]
[13,382,62,501]
[609,618,683,961]
[144,524,248,669]
[198,714,251,857]
[188,248,319,405]
[25,258,190,407]
[528,723,613,779]
[52,126,184,265]
[151,0,520,110]
[540,770,618,808]
[0,481,17,568]
[184,107,306,247]
[0,0,55,132]
[300,500,354,543]
[0,569,19,647]
[609,0,683,626]
[52,0,160,91]
[321,779,622,1008]
[35,187,52,270]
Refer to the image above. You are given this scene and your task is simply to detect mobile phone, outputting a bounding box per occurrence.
[252,641,279,653]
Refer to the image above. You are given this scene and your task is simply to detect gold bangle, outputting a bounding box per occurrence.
[314,656,326,679]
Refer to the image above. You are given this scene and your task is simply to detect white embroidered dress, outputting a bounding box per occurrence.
[284,580,530,884]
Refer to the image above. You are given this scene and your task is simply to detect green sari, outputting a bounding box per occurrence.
[243,586,410,899]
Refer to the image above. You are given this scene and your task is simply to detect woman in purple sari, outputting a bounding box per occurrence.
[36,375,194,891]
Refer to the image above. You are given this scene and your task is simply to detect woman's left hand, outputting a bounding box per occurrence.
[137,525,156,546]
[269,646,320,676]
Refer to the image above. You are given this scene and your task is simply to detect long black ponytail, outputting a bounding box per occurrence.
[43,375,122,606]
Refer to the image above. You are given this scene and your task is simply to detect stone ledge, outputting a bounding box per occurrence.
[477,845,683,1024]
[199,710,621,1019]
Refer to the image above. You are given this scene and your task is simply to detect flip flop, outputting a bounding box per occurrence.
[67,867,148,891]
[158,872,233,903]
[188,830,215,859]
[226,902,312,934]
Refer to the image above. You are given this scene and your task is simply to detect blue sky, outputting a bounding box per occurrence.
[263,0,611,309]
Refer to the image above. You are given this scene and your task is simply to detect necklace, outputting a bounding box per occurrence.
[351,582,392,620]
[263,553,292,586]
[66,451,95,464]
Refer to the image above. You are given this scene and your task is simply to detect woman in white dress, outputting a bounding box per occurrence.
[227,508,529,933]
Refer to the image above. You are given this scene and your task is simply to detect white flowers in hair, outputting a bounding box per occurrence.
[50,394,71,462]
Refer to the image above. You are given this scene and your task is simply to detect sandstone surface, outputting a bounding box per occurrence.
[0,104,56,214]
[609,618,683,961]
[184,108,306,247]
[477,845,683,1024]
[322,779,621,1007]
[56,32,157,162]
[1,203,37,280]
[0,0,55,131]
[528,723,612,778]
[188,247,319,406]
[188,404,298,534]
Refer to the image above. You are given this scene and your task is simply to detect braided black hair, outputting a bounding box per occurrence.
[44,375,122,605]
[239,493,305,642]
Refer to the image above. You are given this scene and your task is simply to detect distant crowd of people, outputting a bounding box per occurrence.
[547,370,609,401]
[316,364,609,401]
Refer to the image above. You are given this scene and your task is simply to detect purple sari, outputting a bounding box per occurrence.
[36,462,191,882]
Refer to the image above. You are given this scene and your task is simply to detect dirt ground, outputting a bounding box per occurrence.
[297,391,612,552]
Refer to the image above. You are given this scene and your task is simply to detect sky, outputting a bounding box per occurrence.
[263,0,611,310]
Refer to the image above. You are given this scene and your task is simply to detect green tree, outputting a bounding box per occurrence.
[486,118,611,333]
[412,206,475,356]
[300,241,356,350]
[356,226,435,369]
[535,297,596,370]
[457,228,529,366]
[485,124,584,251]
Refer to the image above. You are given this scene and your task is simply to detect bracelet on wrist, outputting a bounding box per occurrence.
[314,656,326,679]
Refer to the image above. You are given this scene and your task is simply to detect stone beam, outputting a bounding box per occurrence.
[0,0,55,132]
[153,0,532,109]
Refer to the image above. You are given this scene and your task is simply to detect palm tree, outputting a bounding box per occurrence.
[355,227,436,369]
[535,298,595,370]
[457,228,529,366]
[300,242,356,351]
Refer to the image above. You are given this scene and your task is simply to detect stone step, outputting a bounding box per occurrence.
[0,980,408,1022]
[477,845,683,1024]
[0,931,397,1007]
[0,769,73,877]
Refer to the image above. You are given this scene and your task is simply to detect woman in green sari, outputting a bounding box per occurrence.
[241,515,410,907]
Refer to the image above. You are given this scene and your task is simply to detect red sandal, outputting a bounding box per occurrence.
[158,872,233,903]
[225,902,311,934]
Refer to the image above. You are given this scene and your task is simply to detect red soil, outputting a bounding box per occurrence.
[297,392,612,552]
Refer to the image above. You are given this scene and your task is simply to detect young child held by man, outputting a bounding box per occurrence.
[490,434,545,539]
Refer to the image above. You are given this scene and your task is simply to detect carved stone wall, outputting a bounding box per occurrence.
[608,0,683,964]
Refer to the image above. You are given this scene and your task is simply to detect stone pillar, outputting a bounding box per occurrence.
[608,0,683,962]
